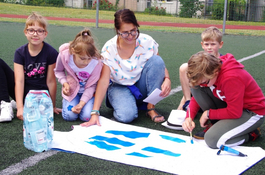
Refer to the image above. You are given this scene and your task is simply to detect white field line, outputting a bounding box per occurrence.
[0,150,58,175]
[169,85,183,95]
[1,50,264,174]
[237,50,265,63]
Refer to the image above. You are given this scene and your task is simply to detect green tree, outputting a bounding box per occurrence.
[211,0,246,20]
[179,0,204,18]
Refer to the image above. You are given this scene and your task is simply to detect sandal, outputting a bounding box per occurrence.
[146,108,165,123]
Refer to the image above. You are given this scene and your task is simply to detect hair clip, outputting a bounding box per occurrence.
[83,32,88,36]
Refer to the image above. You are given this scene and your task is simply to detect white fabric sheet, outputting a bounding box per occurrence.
[51,116,265,175]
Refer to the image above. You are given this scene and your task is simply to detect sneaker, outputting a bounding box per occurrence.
[11,100,17,109]
[193,123,213,140]
[248,128,261,141]
[0,101,13,122]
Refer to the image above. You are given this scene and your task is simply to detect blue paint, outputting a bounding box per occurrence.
[126,152,151,158]
[67,105,73,111]
[86,140,120,151]
[90,136,135,147]
[142,147,181,157]
[106,130,150,139]
[217,145,247,157]
[190,139,194,144]
[160,135,186,143]
[51,148,75,153]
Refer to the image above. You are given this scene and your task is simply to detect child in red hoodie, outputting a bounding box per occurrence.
[182,51,265,149]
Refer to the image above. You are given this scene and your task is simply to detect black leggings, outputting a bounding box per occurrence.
[0,58,15,102]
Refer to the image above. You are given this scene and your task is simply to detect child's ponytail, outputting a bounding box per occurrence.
[81,30,91,36]
[69,29,102,60]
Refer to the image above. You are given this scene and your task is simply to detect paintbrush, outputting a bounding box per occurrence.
[188,107,194,144]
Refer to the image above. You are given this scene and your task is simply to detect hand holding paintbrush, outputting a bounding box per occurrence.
[182,107,195,140]
[188,107,194,144]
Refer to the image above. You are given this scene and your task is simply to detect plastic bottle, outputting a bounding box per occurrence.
[23,90,54,152]
[39,93,54,145]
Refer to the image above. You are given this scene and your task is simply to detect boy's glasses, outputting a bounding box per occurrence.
[118,29,139,38]
[26,29,45,35]
[199,79,210,87]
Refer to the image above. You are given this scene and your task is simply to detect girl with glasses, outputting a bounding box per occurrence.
[54,29,103,122]
[81,9,171,127]
[14,12,62,120]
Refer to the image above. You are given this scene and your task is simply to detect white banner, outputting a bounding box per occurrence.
[51,116,265,175]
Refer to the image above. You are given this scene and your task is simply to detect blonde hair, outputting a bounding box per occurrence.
[24,12,48,32]
[69,29,102,60]
[187,51,222,87]
[201,26,223,43]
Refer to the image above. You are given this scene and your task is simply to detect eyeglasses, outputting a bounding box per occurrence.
[26,29,45,35]
[118,29,139,38]
[199,79,210,87]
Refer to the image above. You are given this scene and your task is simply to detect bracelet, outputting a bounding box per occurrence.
[91,110,100,116]
[164,77,170,81]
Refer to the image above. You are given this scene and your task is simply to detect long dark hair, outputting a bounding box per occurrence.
[114,9,140,35]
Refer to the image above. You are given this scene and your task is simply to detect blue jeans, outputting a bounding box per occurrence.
[107,55,165,123]
[62,93,94,121]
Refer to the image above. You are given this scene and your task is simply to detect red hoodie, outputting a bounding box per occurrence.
[188,53,265,120]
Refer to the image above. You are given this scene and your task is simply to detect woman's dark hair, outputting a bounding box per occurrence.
[114,9,140,34]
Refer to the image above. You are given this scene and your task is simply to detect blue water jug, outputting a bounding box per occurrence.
[23,90,54,152]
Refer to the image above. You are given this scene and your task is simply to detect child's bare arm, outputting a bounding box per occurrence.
[47,63,61,114]
[14,63,25,120]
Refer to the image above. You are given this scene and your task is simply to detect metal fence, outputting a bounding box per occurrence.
[2,0,265,22]
[141,0,265,22]
[202,1,265,22]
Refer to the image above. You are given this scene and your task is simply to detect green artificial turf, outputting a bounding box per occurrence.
[0,21,265,175]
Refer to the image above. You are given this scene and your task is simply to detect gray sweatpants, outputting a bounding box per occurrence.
[191,86,264,149]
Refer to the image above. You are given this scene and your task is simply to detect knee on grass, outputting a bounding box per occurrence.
[113,108,138,123]
[62,111,79,121]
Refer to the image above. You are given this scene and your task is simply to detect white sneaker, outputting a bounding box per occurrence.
[0,101,13,122]
[11,100,17,109]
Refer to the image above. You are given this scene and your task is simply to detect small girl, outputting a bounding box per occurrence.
[14,12,61,120]
[54,29,103,121]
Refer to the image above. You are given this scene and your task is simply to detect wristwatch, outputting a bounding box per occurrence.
[91,110,100,116]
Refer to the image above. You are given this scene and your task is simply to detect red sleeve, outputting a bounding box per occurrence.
[185,96,201,120]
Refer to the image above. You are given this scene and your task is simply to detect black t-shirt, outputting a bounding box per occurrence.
[14,42,58,91]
